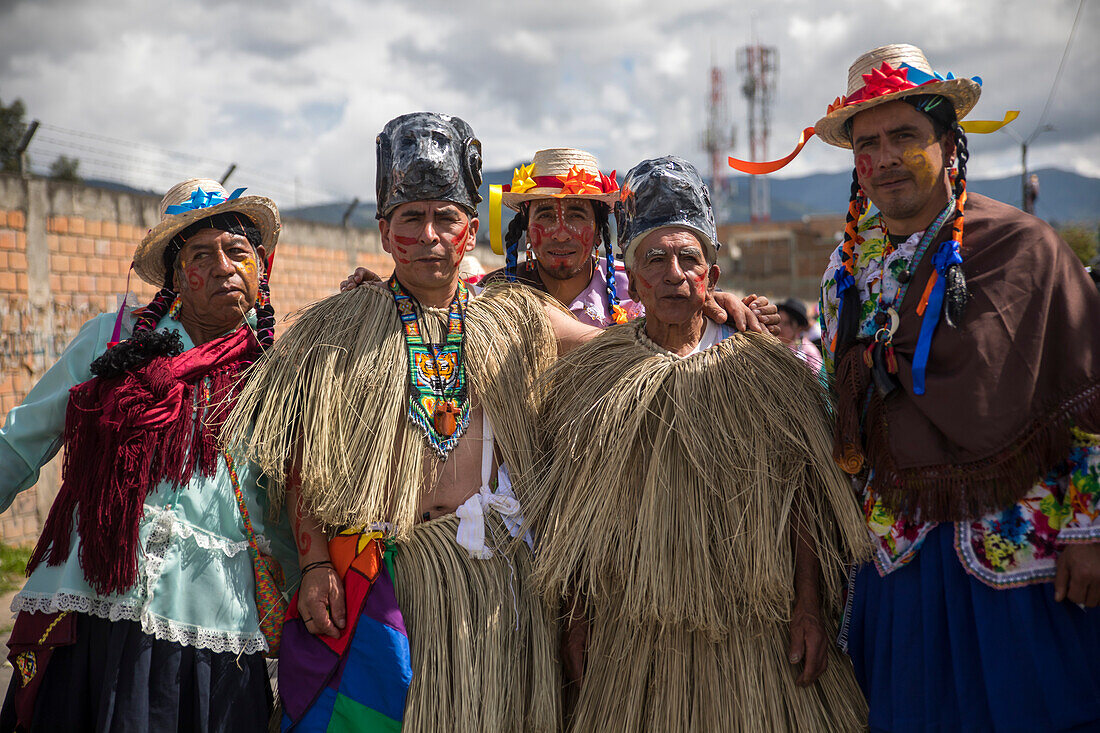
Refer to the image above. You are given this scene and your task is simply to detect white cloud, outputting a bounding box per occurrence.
[1,0,1095,207]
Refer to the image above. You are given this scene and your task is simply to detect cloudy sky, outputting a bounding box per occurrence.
[1,0,1095,206]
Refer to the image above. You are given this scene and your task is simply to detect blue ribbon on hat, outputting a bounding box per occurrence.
[912,239,963,395]
[165,187,246,215]
[900,63,982,88]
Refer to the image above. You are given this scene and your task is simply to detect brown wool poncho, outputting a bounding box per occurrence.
[834,193,1100,521]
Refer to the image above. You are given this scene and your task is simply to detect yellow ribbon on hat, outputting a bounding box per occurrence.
[511,163,536,194]
[961,110,1020,134]
[489,184,504,255]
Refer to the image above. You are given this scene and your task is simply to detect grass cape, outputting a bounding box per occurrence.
[527,320,871,730]
[222,281,559,535]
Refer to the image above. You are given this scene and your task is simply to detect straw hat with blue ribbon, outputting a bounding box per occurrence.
[133,178,280,287]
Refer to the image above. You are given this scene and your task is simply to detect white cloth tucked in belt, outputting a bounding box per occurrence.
[455,417,533,559]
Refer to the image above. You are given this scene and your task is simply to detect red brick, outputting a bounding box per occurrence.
[15,232,24,250]
[49,274,61,291]
[95,239,110,256]
[109,241,129,257]
[87,259,102,274]
[101,221,118,238]
[0,231,14,250]
[77,238,95,255]
[53,254,69,271]
[47,234,60,252]
[69,217,86,235]
[79,276,95,292]
[60,237,78,254]
[0,272,16,291]
[0,252,8,269]
[9,251,26,271]
[60,274,79,291]
[49,216,68,234]
[8,211,25,230]
[0,211,7,227]
[15,273,27,292]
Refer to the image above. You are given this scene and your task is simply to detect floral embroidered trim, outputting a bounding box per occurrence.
[10,592,267,655]
[953,522,1058,590]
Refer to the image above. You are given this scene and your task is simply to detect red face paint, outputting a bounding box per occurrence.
[392,234,418,248]
[856,153,873,181]
[186,268,204,291]
[444,222,470,266]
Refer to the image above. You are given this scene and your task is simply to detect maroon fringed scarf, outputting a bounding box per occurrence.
[27,326,259,595]
[833,194,1100,522]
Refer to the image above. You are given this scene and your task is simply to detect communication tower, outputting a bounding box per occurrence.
[700,58,736,204]
[737,44,778,222]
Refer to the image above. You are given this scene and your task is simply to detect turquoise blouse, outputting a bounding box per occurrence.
[0,309,299,655]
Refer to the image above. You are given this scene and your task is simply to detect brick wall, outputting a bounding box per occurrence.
[0,174,395,545]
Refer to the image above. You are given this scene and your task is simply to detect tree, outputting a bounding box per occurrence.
[49,155,80,182]
[0,97,28,173]
[1059,225,1099,267]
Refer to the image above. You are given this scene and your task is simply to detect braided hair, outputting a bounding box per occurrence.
[503,204,528,281]
[942,120,971,326]
[833,168,868,352]
[90,212,274,378]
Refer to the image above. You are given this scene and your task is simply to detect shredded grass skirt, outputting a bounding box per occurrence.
[573,601,867,732]
[391,514,561,733]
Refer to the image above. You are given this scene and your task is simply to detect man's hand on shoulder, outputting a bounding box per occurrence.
[704,292,781,335]
[1055,543,1100,608]
[340,267,383,292]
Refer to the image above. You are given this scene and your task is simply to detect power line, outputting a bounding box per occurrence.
[1032,0,1085,142]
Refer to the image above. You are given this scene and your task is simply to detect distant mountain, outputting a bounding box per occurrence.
[725,167,1099,226]
[268,166,1100,230]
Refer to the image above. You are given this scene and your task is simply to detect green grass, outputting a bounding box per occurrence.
[0,542,31,594]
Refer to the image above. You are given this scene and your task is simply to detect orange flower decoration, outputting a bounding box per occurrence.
[826,96,847,114]
[558,165,600,195]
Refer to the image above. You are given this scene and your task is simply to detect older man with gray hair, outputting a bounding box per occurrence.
[527,156,870,731]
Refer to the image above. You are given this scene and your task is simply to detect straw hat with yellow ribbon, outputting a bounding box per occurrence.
[727,43,1019,175]
[134,178,280,288]
[489,148,619,256]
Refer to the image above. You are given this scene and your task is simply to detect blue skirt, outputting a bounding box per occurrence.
[845,524,1100,732]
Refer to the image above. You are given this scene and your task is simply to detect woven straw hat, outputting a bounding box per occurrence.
[133,178,280,287]
[814,44,982,148]
[501,148,619,210]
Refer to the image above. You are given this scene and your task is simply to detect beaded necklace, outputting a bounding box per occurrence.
[859,198,955,391]
[389,275,471,459]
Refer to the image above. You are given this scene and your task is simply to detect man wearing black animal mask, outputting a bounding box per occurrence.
[225,112,598,731]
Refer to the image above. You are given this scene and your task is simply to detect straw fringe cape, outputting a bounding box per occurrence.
[528,321,871,730]
[222,281,560,535]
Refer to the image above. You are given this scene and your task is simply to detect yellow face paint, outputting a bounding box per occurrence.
[234,257,258,279]
[901,144,938,188]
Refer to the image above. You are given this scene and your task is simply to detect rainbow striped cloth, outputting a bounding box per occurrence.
[279,531,412,732]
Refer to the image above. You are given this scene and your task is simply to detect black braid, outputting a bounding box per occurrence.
[133,287,176,334]
[943,122,971,327]
[90,287,181,378]
[594,202,612,249]
[254,272,276,353]
[836,168,864,350]
[951,122,969,203]
[504,205,528,279]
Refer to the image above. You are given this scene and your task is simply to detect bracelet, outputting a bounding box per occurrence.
[300,560,334,576]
